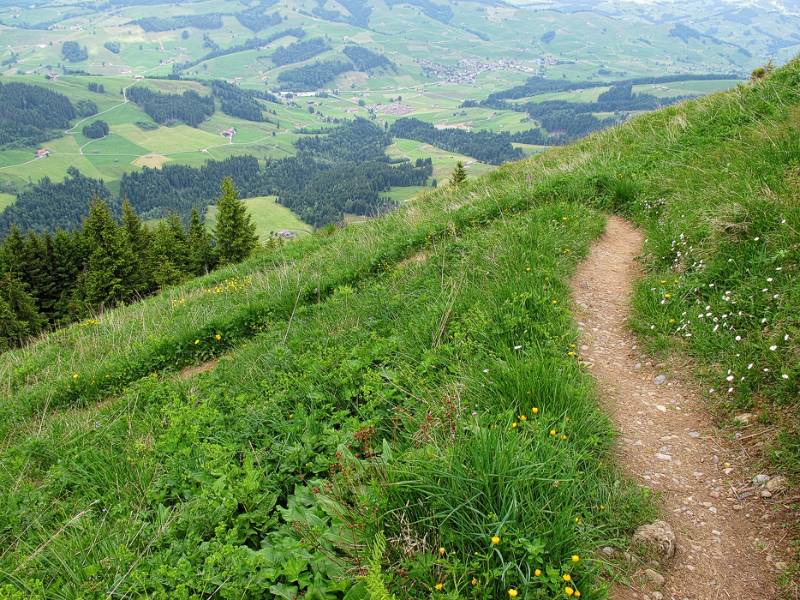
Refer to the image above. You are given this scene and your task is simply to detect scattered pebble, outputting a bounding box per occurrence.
[654,374,667,385]
[753,474,770,486]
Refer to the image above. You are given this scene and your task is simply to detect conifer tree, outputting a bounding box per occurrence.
[213,177,258,265]
[121,200,153,296]
[187,208,214,276]
[449,161,467,186]
[77,199,135,312]
[0,272,44,350]
[150,213,189,287]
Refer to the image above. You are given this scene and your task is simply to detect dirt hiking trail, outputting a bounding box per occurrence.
[572,216,784,600]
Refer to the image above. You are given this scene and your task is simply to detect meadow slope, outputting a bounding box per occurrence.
[0,59,798,598]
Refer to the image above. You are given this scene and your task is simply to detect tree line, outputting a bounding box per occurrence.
[131,14,223,32]
[276,59,353,91]
[475,75,737,144]
[271,37,329,67]
[0,81,76,148]
[390,118,523,165]
[343,45,394,72]
[127,86,215,127]
[0,178,257,352]
[209,80,279,121]
[236,7,281,32]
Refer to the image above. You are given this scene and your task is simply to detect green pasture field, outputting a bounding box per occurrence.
[387,138,494,181]
[205,195,313,241]
[0,193,14,212]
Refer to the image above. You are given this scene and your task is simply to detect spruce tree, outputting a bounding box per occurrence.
[121,200,153,296]
[213,177,258,265]
[0,272,44,350]
[150,214,189,288]
[77,199,135,313]
[449,161,467,186]
[187,208,214,276]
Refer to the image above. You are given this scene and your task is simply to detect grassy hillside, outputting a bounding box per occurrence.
[1,58,798,598]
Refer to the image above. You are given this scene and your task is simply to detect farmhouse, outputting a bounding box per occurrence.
[222,127,236,138]
[35,148,51,158]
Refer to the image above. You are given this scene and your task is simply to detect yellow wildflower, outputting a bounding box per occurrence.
[534,569,542,577]
[491,535,501,545]
[471,577,478,586]
[72,373,79,379]
[438,547,445,556]
[511,422,518,429]
[550,429,557,436]
[531,406,539,414]
[571,554,580,563]
[519,415,527,421]
[563,574,572,582]
[575,592,581,598]
[194,339,200,345]
[565,587,574,597]
[214,333,221,341]
[434,583,443,591]
[508,589,518,598]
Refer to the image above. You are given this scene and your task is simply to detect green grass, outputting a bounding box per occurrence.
[1,51,800,600]
[206,195,313,241]
[0,193,14,213]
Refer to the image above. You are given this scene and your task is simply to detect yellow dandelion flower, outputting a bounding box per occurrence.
[560,434,568,440]
[511,421,518,429]
[491,535,501,545]
[508,589,518,598]
[438,547,446,556]
[563,574,572,582]
[534,569,542,577]
[214,333,221,341]
[550,429,557,436]
[571,554,580,563]
[575,592,581,598]
[565,587,574,597]
[471,577,478,586]
[531,406,539,414]
[434,583,443,591]
[664,293,672,299]
[519,415,527,421]
[567,351,576,357]
[574,516,581,524]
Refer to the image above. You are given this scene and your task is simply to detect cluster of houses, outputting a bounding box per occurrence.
[416,57,541,84]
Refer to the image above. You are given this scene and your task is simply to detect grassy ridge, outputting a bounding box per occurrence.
[0,201,652,598]
[1,58,799,599]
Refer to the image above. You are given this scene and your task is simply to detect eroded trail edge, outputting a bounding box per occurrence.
[572,216,782,600]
